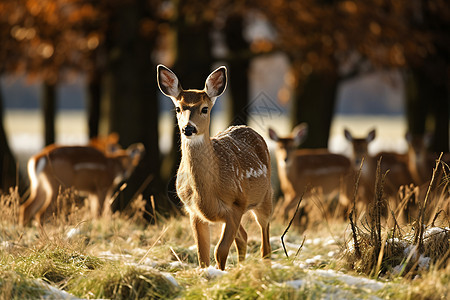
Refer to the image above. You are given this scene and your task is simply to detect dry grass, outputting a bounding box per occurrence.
[0,163,449,299]
[343,156,450,278]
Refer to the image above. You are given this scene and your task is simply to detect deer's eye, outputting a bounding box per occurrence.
[201,107,208,114]
[175,107,181,113]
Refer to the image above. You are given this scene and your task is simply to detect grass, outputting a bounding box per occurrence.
[0,164,449,299]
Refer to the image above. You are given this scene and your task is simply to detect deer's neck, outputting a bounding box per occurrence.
[180,134,219,188]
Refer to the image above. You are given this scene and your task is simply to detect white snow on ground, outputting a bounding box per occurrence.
[284,269,386,299]
[97,251,180,287]
[66,227,82,239]
[313,269,385,291]
[37,279,81,300]
[391,227,449,274]
[305,255,323,265]
[204,266,228,278]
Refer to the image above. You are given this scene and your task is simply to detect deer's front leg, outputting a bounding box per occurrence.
[215,212,243,270]
[190,214,211,268]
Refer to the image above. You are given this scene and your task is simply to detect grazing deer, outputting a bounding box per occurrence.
[157,64,272,270]
[344,128,415,217]
[269,124,353,226]
[19,143,144,226]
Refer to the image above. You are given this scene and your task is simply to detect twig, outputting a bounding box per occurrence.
[414,153,442,250]
[139,226,169,264]
[150,195,157,226]
[294,235,306,258]
[431,210,443,228]
[349,157,364,258]
[281,186,307,258]
[170,246,183,265]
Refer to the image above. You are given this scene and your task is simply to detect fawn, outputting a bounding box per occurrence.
[157,64,272,270]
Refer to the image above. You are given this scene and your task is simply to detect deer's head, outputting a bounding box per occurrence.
[157,65,227,143]
[405,132,432,163]
[268,123,308,163]
[344,128,376,167]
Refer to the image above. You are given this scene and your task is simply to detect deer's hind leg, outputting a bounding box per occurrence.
[234,224,248,263]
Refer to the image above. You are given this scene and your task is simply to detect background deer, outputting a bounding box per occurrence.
[19,143,144,226]
[157,64,272,270]
[269,124,353,227]
[344,128,415,219]
[405,132,450,185]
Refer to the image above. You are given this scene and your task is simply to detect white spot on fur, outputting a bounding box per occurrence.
[245,165,267,179]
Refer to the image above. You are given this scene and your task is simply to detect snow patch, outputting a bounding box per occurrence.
[305,255,323,265]
[66,227,81,239]
[204,266,228,278]
[285,279,305,289]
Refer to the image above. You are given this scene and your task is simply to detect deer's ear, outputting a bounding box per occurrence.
[292,123,308,147]
[127,143,145,161]
[157,65,182,101]
[367,129,376,142]
[205,66,227,104]
[344,128,353,142]
[268,128,279,141]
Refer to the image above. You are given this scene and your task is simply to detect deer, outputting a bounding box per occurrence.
[344,128,415,220]
[157,64,272,270]
[19,143,144,226]
[405,132,450,185]
[268,124,354,227]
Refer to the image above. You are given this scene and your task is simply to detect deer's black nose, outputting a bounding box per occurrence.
[183,125,197,136]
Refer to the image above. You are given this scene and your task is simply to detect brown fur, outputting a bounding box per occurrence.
[269,124,353,228]
[158,65,272,270]
[344,128,416,221]
[19,143,144,226]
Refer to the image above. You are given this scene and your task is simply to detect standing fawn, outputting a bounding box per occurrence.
[269,124,353,226]
[19,143,144,226]
[157,64,272,270]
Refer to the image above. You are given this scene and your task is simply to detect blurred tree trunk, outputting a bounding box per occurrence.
[42,81,56,146]
[163,13,214,209]
[406,63,449,153]
[224,12,250,126]
[405,1,449,153]
[103,0,175,217]
[291,70,338,149]
[87,65,102,139]
[0,82,24,193]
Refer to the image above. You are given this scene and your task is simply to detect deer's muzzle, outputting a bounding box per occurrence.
[183,124,198,136]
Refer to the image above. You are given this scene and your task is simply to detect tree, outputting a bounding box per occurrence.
[0,83,24,192]
[404,0,449,153]
[224,8,251,126]
[257,0,448,149]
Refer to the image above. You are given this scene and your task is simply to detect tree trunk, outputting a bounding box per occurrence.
[291,70,338,149]
[42,81,56,146]
[87,67,102,139]
[163,15,214,209]
[103,1,174,217]
[224,12,251,126]
[405,65,449,153]
[0,82,24,193]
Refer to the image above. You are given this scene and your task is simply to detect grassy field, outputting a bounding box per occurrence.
[1,167,449,300]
